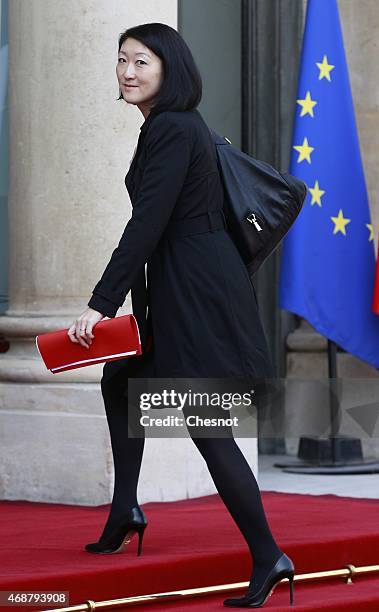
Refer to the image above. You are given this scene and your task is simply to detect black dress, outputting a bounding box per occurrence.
[87,108,274,380]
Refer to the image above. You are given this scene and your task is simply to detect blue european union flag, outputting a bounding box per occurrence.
[279,0,379,369]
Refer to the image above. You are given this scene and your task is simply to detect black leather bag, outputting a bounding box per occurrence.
[209,128,308,276]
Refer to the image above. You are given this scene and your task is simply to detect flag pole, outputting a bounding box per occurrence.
[327,339,339,465]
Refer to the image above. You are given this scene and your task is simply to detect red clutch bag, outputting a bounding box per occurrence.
[35,314,142,374]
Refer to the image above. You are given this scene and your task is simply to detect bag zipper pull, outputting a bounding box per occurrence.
[247,213,263,231]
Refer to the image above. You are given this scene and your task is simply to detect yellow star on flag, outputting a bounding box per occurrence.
[309,180,325,206]
[316,55,335,81]
[296,91,317,117]
[366,223,374,241]
[293,137,314,164]
[331,209,351,235]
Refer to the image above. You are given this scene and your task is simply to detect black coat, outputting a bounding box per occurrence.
[87,108,274,378]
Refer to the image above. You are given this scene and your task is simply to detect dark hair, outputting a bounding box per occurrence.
[116,22,202,114]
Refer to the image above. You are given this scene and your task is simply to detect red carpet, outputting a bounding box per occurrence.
[0,491,378,610]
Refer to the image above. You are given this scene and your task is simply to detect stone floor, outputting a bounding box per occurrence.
[258,453,379,499]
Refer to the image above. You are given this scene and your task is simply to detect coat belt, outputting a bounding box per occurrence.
[164,208,227,239]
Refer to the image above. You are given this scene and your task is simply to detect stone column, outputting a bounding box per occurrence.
[1,0,144,384]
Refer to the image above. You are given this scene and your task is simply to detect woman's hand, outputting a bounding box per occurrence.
[67,307,105,348]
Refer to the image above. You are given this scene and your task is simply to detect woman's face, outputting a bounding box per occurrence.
[117,37,164,117]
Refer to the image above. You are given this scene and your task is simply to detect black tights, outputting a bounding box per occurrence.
[100,357,282,590]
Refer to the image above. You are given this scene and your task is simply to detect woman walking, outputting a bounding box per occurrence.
[68,23,294,608]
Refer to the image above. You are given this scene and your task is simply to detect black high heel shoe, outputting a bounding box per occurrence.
[84,506,148,556]
[223,552,295,608]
